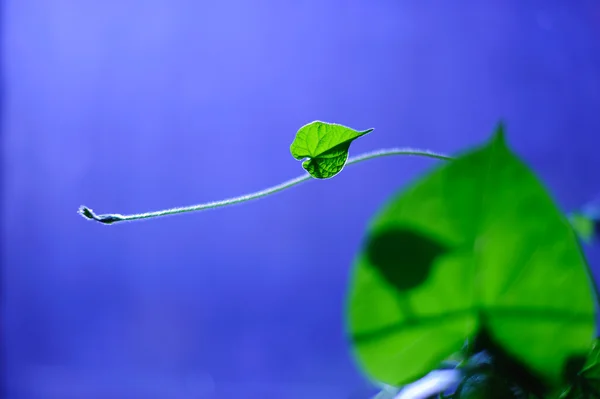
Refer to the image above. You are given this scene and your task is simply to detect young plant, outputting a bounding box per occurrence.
[80,121,600,399]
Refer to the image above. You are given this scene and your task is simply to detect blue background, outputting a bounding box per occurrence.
[3,1,600,398]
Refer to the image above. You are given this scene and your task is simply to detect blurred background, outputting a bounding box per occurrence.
[2,0,600,398]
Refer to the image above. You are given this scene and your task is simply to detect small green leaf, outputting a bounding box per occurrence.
[569,212,596,243]
[347,124,596,387]
[290,121,373,179]
[562,339,600,398]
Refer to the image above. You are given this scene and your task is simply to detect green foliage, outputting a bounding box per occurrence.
[346,125,597,390]
[454,372,521,399]
[570,213,596,244]
[290,121,373,179]
[561,339,600,398]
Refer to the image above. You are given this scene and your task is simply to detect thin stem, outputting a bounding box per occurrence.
[79,147,453,225]
[346,147,452,165]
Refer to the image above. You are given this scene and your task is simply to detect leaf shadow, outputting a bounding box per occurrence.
[365,226,449,293]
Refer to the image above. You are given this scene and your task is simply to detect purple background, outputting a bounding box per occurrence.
[3,1,600,398]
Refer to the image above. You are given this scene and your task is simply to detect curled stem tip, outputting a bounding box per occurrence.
[79,147,452,225]
[78,206,124,225]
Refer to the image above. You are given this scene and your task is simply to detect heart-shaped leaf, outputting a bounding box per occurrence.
[347,125,596,388]
[290,121,373,179]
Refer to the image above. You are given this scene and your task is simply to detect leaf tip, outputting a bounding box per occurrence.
[493,120,507,143]
[361,128,375,135]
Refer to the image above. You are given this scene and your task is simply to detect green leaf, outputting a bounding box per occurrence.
[346,125,596,388]
[561,339,600,398]
[578,347,600,396]
[569,212,596,243]
[290,121,373,179]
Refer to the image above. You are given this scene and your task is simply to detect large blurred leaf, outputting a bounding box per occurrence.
[347,126,596,387]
